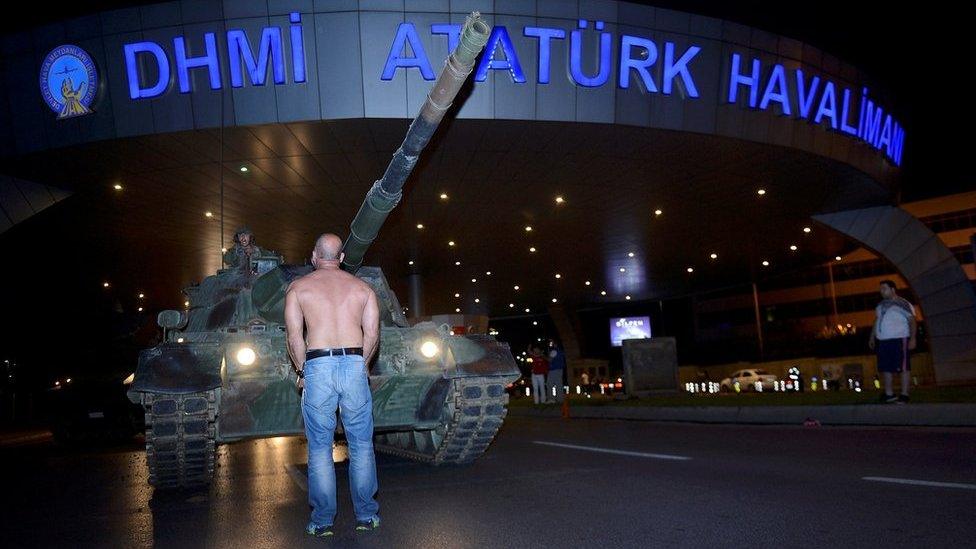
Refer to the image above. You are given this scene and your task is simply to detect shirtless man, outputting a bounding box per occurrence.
[285,233,381,537]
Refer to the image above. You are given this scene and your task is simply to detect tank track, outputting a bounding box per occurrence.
[142,390,218,489]
[373,377,509,464]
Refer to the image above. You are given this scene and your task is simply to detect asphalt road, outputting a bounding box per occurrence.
[2,417,975,548]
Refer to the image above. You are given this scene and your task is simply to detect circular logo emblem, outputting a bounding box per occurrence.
[39,44,98,119]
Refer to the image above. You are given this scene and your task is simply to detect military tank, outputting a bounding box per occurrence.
[127,13,520,489]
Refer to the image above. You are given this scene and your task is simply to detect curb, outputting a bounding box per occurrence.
[508,403,976,427]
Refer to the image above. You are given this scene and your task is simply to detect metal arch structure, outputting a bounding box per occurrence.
[813,206,976,384]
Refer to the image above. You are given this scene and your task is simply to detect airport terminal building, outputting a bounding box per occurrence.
[1,1,973,384]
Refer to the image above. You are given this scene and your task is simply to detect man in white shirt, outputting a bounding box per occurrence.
[868,280,917,404]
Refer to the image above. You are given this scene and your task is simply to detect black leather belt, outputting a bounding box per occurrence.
[306,347,364,360]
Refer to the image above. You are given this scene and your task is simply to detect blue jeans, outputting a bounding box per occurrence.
[301,355,379,527]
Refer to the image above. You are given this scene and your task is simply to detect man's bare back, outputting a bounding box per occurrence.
[290,269,375,348]
[284,234,380,379]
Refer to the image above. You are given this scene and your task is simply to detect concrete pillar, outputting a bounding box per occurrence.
[407,271,424,318]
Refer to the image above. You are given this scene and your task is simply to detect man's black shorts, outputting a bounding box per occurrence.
[877,338,910,373]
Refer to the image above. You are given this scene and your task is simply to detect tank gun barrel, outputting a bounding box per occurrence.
[341,12,490,273]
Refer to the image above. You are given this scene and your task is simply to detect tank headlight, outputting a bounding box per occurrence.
[237,347,257,366]
[420,341,440,359]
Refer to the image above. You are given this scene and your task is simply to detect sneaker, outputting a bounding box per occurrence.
[356,517,380,532]
[305,524,334,538]
[879,393,898,404]
[898,394,910,404]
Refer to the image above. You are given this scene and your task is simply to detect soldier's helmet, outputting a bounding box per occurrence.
[233,226,253,245]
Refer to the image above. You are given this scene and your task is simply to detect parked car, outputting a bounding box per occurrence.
[720,369,778,392]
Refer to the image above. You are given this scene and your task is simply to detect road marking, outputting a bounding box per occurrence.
[286,464,308,492]
[863,476,976,490]
[532,441,691,461]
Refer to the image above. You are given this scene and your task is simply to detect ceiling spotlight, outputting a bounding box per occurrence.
[554,274,561,279]
[184,300,190,307]
[103,282,110,288]
[416,223,424,229]
[687,267,694,273]
[710,253,718,260]
[138,293,145,299]
[533,321,538,326]
[585,281,591,286]
[757,189,766,196]
[525,308,530,313]
[221,247,227,253]
[625,295,632,300]
[486,271,492,276]
[439,193,448,200]
[762,260,770,266]
[408,260,415,265]
[835,256,842,261]
[474,298,480,303]
[600,290,607,296]
[555,196,564,204]
[455,308,461,313]
[509,303,515,308]
[454,293,460,298]
[628,252,635,258]
[525,226,533,232]
[239,165,248,173]
[514,285,520,290]
[551,298,558,303]
[529,247,537,253]
[205,211,213,218]
[471,278,477,283]
[803,227,812,233]
[619,268,626,273]
[138,307,144,312]
[455,261,461,266]
[790,245,798,251]
[113,183,123,191]
[448,240,455,246]
[654,209,663,216]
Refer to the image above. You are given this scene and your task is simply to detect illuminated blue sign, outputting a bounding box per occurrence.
[118,15,904,167]
[122,12,306,99]
[39,44,98,119]
[379,20,903,166]
[728,54,904,165]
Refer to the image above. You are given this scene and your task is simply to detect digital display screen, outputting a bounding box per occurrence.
[609,317,652,347]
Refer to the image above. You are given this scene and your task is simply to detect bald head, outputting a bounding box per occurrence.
[313,233,344,267]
